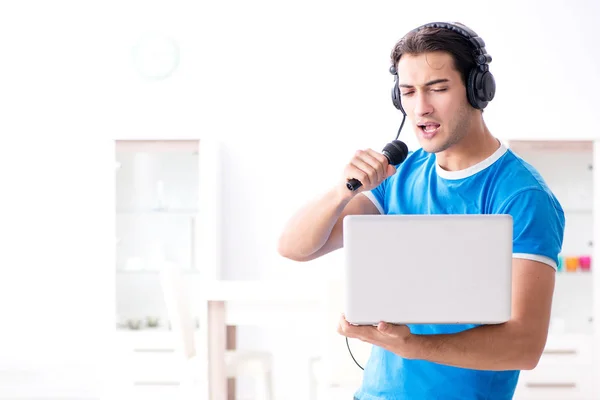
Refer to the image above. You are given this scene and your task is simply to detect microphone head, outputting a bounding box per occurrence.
[382,140,409,165]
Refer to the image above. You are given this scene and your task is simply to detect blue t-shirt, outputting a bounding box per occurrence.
[355,141,565,400]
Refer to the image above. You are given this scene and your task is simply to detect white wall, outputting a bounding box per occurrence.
[1,0,599,398]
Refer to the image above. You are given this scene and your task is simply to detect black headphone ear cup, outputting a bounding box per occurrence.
[467,67,496,110]
[480,70,496,104]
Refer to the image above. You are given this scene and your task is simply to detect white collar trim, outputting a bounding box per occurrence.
[435,140,507,180]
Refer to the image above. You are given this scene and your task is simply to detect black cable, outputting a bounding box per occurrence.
[346,337,364,370]
[395,113,407,140]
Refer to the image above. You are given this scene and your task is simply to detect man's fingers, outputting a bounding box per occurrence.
[338,314,381,342]
[348,158,373,188]
[361,149,387,184]
[344,148,392,191]
[338,314,354,335]
[386,164,397,177]
[338,314,362,339]
[364,148,389,182]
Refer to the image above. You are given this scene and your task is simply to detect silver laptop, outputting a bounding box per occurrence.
[342,214,513,325]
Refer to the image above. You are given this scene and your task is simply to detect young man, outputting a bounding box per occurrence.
[278,22,565,399]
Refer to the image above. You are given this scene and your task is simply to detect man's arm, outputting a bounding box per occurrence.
[409,258,555,370]
[340,258,555,370]
[278,149,395,262]
[278,188,380,262]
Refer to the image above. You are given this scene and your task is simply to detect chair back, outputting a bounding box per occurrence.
[159,262,196,360]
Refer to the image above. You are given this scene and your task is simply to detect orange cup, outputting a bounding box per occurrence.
[565,257,579,272]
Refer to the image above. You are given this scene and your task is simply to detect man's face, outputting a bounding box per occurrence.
[396,51,476,153]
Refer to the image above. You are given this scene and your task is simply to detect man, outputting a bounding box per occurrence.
[278,22,565,399]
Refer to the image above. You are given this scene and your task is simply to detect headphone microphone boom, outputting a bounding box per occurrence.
[346,140,409,191]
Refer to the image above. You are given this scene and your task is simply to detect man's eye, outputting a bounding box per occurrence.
[432,88,448,92]
[401,91,414,96]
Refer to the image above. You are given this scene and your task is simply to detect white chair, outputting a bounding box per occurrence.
[308,279,372,400]
[159,262,273,400]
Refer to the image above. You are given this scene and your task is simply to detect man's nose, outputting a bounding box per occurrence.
[414,92,433,116]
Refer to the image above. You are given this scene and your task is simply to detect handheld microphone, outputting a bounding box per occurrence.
[346,140,409,191]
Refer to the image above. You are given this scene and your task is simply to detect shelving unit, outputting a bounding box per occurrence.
[506,139,598,400]
[508,141,593,252]
[113,139,222,397]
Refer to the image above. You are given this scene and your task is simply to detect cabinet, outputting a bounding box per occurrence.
[116,140,200,273]
[113,139,221,397]
[514,334,593,400]
[115,139,221,328]
[115,140,199,332]
[113,330,205,400]
[505,140,600,399]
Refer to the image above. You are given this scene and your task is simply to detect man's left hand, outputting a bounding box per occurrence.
[337,314,418,359]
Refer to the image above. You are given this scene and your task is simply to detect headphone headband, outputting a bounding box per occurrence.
[411,22,492,66]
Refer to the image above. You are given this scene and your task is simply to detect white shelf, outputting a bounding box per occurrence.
[563,208,593,213]
[116,208,199,216]
[507,139,593,152]
[116,140,198,153]
[556,271,593,275]
[116,269,199,274]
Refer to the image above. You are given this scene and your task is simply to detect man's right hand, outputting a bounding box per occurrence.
[343,148,397,193]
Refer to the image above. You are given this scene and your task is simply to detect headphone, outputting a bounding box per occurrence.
[390,22,496,115]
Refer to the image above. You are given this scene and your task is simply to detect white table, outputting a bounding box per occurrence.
[194,280,324,400]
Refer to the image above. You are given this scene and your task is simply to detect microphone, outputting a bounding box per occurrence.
[346,140,409,191]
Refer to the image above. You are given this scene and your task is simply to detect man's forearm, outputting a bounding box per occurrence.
[277,184,354,260]
[408,321,545,371]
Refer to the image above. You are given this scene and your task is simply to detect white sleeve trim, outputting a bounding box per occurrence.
[362,191,384,214]
[513,253,557,271]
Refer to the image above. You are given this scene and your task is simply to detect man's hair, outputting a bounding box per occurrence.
[390,23,476,87]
